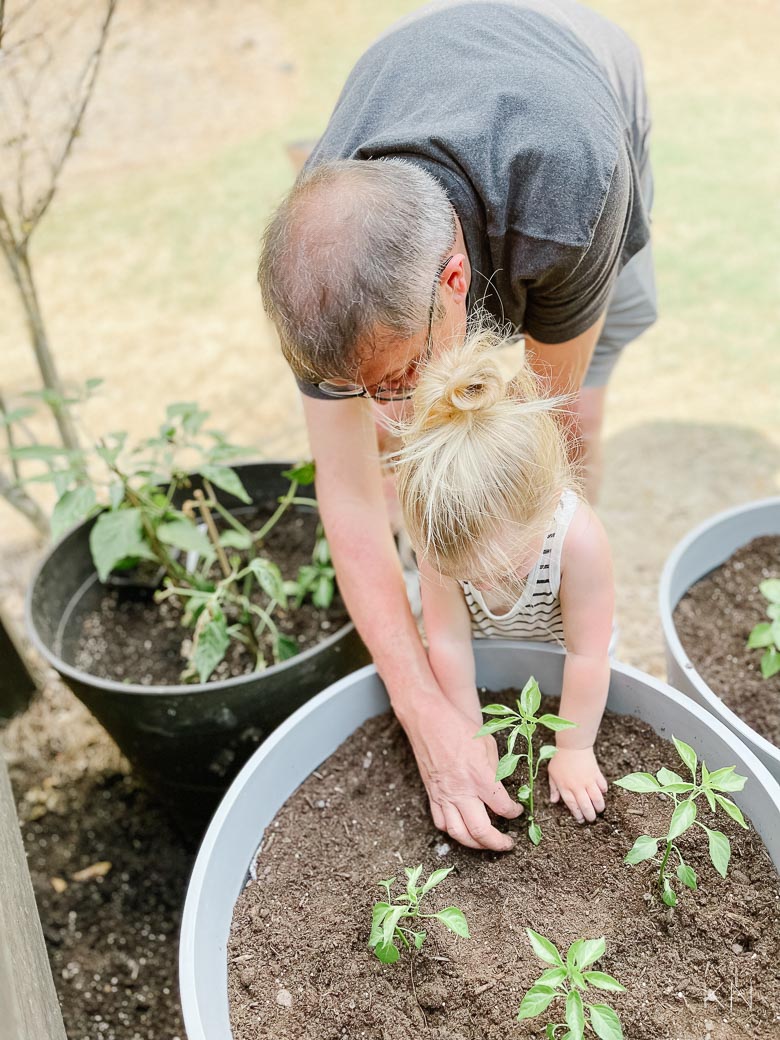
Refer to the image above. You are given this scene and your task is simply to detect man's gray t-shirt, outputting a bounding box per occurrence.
[301,0,651,392]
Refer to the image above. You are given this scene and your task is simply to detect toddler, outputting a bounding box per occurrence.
[395,330,614,824]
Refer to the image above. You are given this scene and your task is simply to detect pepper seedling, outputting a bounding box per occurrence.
[747,577,780,678]
[368,865,469,964]
[615,736,748,907]
[517,929,625,1040]
[475,676,575,845]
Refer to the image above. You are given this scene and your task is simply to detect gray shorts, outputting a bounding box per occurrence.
[583,161,657,388]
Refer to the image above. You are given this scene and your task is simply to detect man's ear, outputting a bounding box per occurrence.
[441,254,468,304]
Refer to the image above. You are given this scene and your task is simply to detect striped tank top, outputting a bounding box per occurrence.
[459,488,579,645]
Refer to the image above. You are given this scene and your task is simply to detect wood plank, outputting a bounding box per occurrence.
[0,752,67,1040]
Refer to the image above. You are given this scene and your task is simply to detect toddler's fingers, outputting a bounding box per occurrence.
[559,787,584,824]
[587,782,606,815]
[597,771,608,794]
[576,790,597,824]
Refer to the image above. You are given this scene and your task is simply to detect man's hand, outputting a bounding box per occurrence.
[402,698,523,851]
[547,747,608,824]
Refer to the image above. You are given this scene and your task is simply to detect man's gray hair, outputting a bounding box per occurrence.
[257,158,455,384]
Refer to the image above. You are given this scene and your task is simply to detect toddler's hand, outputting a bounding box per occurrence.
[548,747,608,824]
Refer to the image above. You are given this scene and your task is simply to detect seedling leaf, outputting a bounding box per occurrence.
[520,676,542,717]
[668,799,697,841]
[676,863,698,891]
[565,989,585,1040]
[375,940,399,964]
[661,879,677,907]
[481,703,515,716]
[714,794,748,828]
[705,827,731,878]
[761,648,780,678]
[526,929,564,967]
[625,835,658,865]
[199,465,252,504]
[582,972,625,993]
[673,736,698,777]
[435,907,470,938]
[614,772,660,793]
[707,766,747,793]
[496,753,521,781]
[420,867,453,896]
[747,622,773,649]
[538,714,577,732]
[529,821,542,845]
[589,1003,624,1040]
[517,984,557,1020]
[759,578,780,604]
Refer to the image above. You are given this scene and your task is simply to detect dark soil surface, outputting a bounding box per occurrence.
[74,506,348,685]
[674,535,780,748]
[8,750,194,1040]
[228,694,780,1040]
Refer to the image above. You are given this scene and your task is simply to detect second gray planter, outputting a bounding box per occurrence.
[659,497,780,782]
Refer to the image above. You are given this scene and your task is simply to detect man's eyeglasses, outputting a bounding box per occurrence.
[317,253,454,402]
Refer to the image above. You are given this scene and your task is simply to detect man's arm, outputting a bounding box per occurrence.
[524,311,606,400]
[301,394,521,850]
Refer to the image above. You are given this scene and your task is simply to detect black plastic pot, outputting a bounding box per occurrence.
[0,612,36,719]
[25,462,370,817]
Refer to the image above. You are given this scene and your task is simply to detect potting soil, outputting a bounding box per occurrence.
[73,507,349,685]
[228,695,780,1040]
[674,535,780,748]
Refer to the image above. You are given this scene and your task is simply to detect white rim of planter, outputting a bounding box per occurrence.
[659,497,780,777]
[179,641,780,1040]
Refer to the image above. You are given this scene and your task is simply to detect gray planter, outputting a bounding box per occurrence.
[659,497,780,782]
[178,641,780,1040]
[25,462,370,817]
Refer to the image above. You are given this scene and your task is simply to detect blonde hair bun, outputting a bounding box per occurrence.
[417,339,506,431]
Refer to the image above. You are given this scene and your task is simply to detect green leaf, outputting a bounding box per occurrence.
[589,1002,624,1040]
[517,984,557,1021]
[714,794,748,829]
[656,768,685,787]
[193,611,230,683]
[89,508,157,582]
[625,835,658,865]
[51,486,97,540]
[519,676,542,717]
[219,529,253,550]
[661,879,677,907]
[537,967,567,988]
[381,905,406,949]
[707,767,747,793]
[768,604,780,620]
[282,461,316,485]
[420,866,453,896]
[761,647,780,678]
[583,972,625,993]
[249,558,287,607]
[157,518,214,558]
[0,405,35,426]
[474,718,516,737]
[673,737,698,778]
[705,827,731,878]
[529,821,542,846]
[404,864,423,891]
[565,989,585,1040]
[516,784,531,804]
[538,714,577,732]
[311,573,335,609]
[108,481,125,510]
[435,906,469,938]
[275,635,298,662]
[368,902,390,947]
[481,703,514,716]
[704,789,716,811]
[614,772,660,793]
[676,863,698,890]
[375,940,399,964]
[496,752,521,781]
[538,744,557,763]
[199,465,251,504]
[668,799,697,840]
[413,931,426,949]
[8,444,75,461]
[526,929,563,967]
[572,938,605,970]
[747,622,774,649]
[759,578,780,604]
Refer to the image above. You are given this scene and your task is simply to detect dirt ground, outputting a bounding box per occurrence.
[1,1,779,1037]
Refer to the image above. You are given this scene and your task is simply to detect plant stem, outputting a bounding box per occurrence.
[527,734,535,830]
[658,838,673,890]
[254,479,299,544]
[194,488,231,577]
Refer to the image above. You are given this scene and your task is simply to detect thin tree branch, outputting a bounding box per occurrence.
[0,467,49,535]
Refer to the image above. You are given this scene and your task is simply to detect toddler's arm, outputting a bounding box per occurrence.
[549,502,614,823]
[419,558,483,728]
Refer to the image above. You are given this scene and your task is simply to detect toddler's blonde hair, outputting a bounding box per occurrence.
[395,328,578,585]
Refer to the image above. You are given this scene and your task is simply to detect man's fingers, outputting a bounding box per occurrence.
[587,782,606,815]
[429,797,446,832]
[482,781,523,820]
[442,804,483,850]
[459,798,514,852]
[549,777,560,803]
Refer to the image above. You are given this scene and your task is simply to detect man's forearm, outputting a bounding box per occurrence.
[320,493,443,726]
